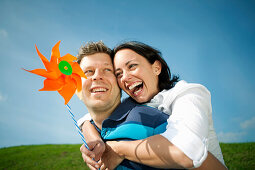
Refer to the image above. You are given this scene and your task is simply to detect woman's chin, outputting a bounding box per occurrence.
[133,96,149,104]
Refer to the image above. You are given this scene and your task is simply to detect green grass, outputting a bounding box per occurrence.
[0,143,254,170]
[0,144,89,170]
[220,142,255,170]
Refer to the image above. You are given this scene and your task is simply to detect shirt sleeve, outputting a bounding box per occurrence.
[160,86,211,168]
[77,113,91,129]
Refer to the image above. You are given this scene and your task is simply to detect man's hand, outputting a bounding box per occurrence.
[80,139,105,169]
[89,139,106,161]
[80,120,105,169]
[99,141,124,170]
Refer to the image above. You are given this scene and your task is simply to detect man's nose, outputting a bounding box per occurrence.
[92,69,103,80]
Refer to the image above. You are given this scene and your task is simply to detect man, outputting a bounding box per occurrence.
[76,41,190,170]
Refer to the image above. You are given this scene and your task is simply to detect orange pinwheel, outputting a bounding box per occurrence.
[24,41,87,104]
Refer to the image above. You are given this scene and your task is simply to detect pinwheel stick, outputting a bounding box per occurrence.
[66,104,89,150]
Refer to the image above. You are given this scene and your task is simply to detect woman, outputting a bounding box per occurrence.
[79,41,226,169]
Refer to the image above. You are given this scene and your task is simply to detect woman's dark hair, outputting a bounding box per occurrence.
[113,41,179,91]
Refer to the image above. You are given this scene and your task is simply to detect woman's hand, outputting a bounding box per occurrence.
[99,141,124,170]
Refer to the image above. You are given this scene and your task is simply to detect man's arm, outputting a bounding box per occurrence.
[80,121,105,163]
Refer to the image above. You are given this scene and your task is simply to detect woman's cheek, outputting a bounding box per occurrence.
[117,79,124,88]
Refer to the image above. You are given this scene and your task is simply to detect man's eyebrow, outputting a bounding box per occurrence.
[104,63,111,66]
[82,66,91,71]
[84,63,111,68]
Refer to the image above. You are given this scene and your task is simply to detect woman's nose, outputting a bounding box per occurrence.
[122,71,131,82]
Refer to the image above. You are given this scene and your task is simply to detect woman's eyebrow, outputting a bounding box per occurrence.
[125,60,132,66]
[115,68,121,72]
[114,59,135,72]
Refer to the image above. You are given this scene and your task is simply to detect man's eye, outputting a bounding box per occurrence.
[84,70,93,76]
[105,68,112,72]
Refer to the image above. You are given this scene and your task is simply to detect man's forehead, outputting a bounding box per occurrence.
[80,54,113,68]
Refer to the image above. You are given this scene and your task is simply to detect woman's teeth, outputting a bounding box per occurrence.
[134,88,142,95]
[128,82,143,90]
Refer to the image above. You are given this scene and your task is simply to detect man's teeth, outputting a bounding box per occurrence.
[92,88,107,92]
[128,82,143,90]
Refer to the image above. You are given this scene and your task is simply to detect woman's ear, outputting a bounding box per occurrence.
[152,60,162,75]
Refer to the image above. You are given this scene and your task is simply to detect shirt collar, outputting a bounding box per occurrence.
[105,97,137,122]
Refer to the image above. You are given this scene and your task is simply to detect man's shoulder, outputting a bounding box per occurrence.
[122,97,168,117]
[134,104,168,116]
[121,99,168,128]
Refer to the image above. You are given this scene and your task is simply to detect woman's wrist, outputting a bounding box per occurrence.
[108,141,126,158]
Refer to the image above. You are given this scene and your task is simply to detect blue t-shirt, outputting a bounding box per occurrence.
[91,98,177,170]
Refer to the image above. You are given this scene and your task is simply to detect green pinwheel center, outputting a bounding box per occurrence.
[58,60,72,75]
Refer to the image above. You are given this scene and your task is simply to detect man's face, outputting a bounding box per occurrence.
[79,53,121,111]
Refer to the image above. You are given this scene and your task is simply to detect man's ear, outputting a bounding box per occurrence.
[75,90,83,101]
[152,60,162,75]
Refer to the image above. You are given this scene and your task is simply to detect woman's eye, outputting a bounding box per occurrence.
[105,68,112,72]
[115,72,122,78]
[128,64,137,69]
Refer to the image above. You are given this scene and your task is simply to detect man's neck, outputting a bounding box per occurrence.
[88,100,121,129]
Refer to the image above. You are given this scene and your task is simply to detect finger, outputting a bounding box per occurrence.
[80,144,92,155]
[81,153,100,169]
[100,162,107,170]
[93,142,105,161]
[97,159,102,166]
[87,164,97,170]
[80,144,96,159]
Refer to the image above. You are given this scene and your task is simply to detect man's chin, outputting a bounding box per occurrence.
[91,99,111,108]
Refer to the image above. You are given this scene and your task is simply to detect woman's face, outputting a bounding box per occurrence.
[114,49,161,103]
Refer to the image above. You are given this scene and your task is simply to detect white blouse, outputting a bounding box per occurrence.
[146,80,225,167]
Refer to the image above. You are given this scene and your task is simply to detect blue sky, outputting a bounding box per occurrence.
[0,0,254,148]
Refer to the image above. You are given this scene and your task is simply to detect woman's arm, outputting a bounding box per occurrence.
[105,136,227,169]
[160,84,215,167]
[107,135,193,169]
[194,152,227,170]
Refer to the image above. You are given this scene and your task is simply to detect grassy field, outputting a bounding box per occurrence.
[219,143,254,169]
[0,143,254,170]
[0,144,88,170]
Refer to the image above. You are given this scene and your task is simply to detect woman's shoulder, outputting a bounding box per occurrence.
[148,80,211,110]
[157,80,210,98]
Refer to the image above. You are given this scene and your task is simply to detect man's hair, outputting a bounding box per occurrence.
[77,41,112,64]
